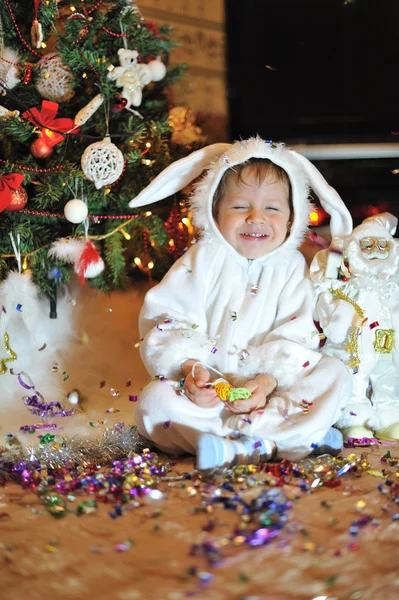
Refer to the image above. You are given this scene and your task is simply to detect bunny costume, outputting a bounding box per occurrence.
[131,138,353,461]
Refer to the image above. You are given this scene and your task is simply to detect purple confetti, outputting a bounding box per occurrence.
[163,420,172,429]
[129,395,138,402]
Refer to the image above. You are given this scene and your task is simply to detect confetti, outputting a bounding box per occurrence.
[37,343,47,352]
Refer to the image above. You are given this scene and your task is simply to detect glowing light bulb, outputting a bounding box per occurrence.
[145,142,152,148]
[22,257,28,270]
[168,239,175,247]
[147,261,154,269]
[182,217,189,225]
[145,211,152,217]
[121,229,131,240]
[134,257,142,266]
[309,211,320,225]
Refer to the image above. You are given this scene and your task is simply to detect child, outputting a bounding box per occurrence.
[129,137,353,469]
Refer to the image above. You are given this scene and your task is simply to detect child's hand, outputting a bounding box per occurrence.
[225,374,277,415]
[182,360,220,408]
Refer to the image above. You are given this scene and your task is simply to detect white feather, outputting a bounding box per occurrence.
[48,238,85,264]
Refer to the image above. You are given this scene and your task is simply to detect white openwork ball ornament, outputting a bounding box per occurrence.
[64,199,88,223]
[81,136,124,189]
[36,53,75,102]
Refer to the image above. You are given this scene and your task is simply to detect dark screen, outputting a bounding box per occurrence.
[226,0,399,144]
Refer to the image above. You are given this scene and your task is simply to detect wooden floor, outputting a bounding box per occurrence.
[1,284,399,600]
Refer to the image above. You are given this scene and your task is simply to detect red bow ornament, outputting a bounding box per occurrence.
[22,100,77,147]
[0,173,25,212]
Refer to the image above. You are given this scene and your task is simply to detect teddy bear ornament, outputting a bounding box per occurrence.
[108,48,166,110]
[310,212,399,442]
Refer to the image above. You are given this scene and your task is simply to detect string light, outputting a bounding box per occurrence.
[309,211,321,226]
[22,257,28,270]
[147,261,154,269]
[145,211,152,217]
[134,257,142,266]
[121,229,131,240]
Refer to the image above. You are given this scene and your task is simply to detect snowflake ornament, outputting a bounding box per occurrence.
[81,136,124,189]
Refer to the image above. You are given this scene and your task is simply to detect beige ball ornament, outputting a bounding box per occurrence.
[64,199,88,224]
[81,136,124,189]
[36,53,75,103]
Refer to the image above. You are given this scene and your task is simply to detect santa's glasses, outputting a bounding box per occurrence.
[359,237,390,253]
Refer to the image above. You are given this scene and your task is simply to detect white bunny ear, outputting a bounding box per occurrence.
[290,151,353,238]
[128,143,231,208]
[362,212,398,236]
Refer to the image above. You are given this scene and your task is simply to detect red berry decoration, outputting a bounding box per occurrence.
[31,136,53,159]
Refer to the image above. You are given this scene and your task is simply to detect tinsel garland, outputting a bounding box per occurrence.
[0,422,148,477]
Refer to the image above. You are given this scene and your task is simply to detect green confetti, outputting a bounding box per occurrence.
[39,434,55,445]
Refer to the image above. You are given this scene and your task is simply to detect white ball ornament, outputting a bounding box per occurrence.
[36,53,75,102]
[64,199,88,224]
[81,136,124,189]
[147,59,166,82]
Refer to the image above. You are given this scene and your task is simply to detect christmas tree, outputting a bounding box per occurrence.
[0,0,195,310]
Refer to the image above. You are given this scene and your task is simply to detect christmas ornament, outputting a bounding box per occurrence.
[169,106,206,146]
[35,53,75,103]
[30,0,43,49]
[112,95,127,113]
[22,100,76,147]
[0,173,25,212]
[6,186,28,212]
[81,136,124,189]
[108,49,166,109]
[48,238,105,284]
[74,94,104,127]
[0,105,20,118]
[64,199,88,224]
[147,58,167,82]
[31,135,53,158]
[0,46,20,93]
[165,204,189,259]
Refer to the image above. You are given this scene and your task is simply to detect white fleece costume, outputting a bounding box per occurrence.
[310,213,399,436]
[130,138,353,461]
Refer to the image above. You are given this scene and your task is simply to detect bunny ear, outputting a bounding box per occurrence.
[290,151,353,238]
[128,143,231,208]
[362,212,398,236]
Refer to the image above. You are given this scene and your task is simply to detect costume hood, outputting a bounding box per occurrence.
[129,137,352,260]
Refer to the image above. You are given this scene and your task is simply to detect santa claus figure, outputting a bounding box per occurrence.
[310,213,399,441]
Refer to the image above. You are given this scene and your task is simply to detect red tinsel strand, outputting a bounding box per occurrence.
[86,0,104,15]
[4,0,42,58]
[101,26,127,37]
[143,228,152,284]
[72,24,92,46]
[0,159,64,173]
[19,209,141,220]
